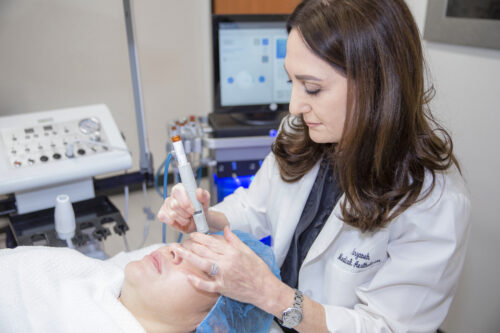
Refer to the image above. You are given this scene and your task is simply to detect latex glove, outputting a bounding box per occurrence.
[172,226,279,306]
[157,183,210,233]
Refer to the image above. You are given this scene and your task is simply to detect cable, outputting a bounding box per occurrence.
[154,158,167,197]
[137,181,155,249]
[197,166,203,187]
[122,185,130,252]
[71,139,130,153]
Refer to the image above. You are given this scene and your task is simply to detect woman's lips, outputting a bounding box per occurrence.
[149,253,162,274]
[305,121,321,128]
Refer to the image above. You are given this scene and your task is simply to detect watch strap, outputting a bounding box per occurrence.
[292,289,304,309]
[279,289,304,328]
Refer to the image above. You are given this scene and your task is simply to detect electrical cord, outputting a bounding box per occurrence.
[122,185,130,252]
[162,152,174,243]
[138,181,155,249]
[65,139,130,160]
[156,151,203,244]
[154,158,167,197]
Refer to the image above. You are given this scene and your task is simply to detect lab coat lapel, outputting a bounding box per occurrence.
[274,162,320,266]
[300,194,345,267]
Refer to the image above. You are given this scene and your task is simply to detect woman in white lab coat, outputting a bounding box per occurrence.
[157,0,471,332]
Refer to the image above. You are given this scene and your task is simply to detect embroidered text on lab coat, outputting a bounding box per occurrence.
[337,248,381,270]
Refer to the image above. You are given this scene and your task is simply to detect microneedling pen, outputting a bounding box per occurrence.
[171,135,210,234]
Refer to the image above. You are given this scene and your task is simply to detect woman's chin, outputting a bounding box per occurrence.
[309,133,335,144]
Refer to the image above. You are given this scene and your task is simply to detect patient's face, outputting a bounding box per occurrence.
[121,238,219,327]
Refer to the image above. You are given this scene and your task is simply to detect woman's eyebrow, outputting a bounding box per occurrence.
[283,64,322,82]
[295,74,322,81]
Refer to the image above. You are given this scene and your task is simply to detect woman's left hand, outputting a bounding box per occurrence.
[173,226,277,306]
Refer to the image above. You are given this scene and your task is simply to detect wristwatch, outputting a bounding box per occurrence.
[279,289,304,328]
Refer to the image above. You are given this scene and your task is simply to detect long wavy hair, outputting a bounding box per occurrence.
[272,0,459,232]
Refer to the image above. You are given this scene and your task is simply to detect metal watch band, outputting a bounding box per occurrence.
[293,289,304,309]
[279,288,304,328]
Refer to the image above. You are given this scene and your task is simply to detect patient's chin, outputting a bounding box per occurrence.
[124,260,148,286]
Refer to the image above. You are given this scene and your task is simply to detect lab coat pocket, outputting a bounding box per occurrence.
[324,257,384,308]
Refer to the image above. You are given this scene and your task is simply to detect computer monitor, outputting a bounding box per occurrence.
[212,15,291,120]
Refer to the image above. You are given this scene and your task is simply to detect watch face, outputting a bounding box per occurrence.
[283,308,303,328]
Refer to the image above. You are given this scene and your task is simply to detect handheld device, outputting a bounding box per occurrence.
[171,135,210,234]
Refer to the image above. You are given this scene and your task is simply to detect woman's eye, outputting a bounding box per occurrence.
[305,87,320,95]
[304,83,321,96]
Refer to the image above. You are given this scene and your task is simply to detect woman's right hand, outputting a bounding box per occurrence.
[157,183,211,233]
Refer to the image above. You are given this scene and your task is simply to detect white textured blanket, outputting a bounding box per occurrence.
[0,244,161,333]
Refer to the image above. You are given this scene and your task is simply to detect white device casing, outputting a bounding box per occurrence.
[172,139,209,234]
[178,163,209,234]
[0,104,132,195]
[0,104,132,214]
[54,194,76,240]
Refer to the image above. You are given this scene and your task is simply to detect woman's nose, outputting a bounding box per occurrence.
[289,88,310,116]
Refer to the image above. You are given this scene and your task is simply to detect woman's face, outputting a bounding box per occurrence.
[121,239,219,328]
[284,28,348,143]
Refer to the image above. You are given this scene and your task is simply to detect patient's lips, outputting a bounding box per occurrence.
[148,252,163,274]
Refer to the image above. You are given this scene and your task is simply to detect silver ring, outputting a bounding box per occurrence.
[209,263,218,276]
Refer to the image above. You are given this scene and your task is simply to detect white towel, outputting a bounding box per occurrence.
[0,244,161,333]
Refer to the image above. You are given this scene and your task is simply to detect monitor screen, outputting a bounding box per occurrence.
[213,15,291,114]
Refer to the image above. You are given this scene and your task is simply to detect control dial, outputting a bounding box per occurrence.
[78,117,101,135]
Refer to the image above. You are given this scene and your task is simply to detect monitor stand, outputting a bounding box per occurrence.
[230,112,281,126]
[208,111,287,138]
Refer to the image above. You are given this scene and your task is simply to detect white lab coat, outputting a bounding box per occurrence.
[212,153,471,333]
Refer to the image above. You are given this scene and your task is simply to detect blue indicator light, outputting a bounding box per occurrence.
[259,75,265,83]
[231,161,237,170]
[228,77,234,84]
[269,129,278,137]
[213,174,255,201]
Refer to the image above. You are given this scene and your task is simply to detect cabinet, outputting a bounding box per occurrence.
[213,0,301,14]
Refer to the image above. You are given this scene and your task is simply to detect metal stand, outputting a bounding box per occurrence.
[123,0,154,176]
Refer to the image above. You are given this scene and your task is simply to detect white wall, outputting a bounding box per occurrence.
[1,1,499,332]
[406,1,500,332]
[0,0,213,172]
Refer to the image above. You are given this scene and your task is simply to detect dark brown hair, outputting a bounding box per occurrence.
[272,0,459,232]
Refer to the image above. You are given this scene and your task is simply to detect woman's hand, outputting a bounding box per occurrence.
[173,226,280,306]
[157,183,211,233]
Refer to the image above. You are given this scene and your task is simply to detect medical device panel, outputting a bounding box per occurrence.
[0,104,132,213]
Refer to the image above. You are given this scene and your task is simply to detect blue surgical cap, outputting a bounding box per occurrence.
[197,230,281,333]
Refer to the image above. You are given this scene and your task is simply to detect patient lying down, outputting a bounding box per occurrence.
[0,231,278,333]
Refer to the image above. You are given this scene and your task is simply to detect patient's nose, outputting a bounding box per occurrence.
[167,245,183,265]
